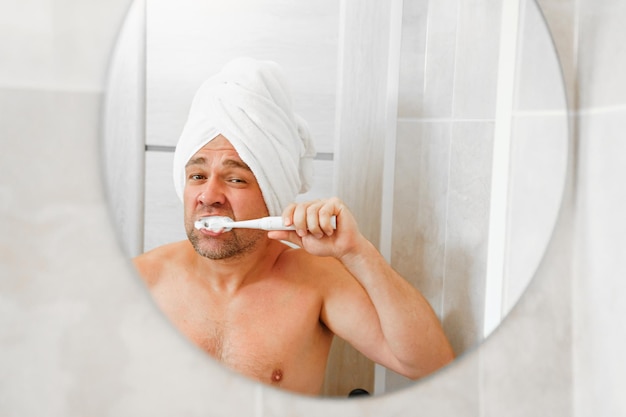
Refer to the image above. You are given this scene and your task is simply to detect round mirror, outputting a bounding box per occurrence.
[102,0,568,397]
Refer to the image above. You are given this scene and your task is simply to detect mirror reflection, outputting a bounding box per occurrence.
[102,0,568,397]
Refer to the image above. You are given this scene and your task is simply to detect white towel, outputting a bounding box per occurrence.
[172,57,316,216]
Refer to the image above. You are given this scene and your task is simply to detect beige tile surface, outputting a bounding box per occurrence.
[505,114,568,313]
[575,109,626,417]
[442,121,494,355]
[421,0,460,119]
[452,1,502,119]
[577,0,626,109]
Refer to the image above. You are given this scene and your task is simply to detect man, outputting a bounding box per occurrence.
[134,58,454,395]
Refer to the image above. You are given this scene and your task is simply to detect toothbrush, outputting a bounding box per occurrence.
[194,215,337,232]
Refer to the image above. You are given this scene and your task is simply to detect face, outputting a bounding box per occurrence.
[183,135,270,260]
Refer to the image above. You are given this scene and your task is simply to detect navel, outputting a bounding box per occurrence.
[271,369,283,383]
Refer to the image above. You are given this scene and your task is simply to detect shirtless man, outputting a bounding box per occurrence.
[133,58,454,395]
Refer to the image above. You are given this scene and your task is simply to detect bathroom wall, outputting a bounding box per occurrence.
[387,0,568,392]
[1,0,626,417]
[570,0,626,415]
[392,0,502,362]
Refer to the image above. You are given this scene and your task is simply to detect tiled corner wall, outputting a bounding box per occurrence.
[389,1,568,398]
[391,0,500,358]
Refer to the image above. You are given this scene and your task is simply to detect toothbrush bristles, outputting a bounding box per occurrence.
[195,216,234,232]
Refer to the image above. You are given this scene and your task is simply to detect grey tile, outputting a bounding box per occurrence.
[534,0,578,110]
[577,0,626,108]
[0,0,130,90]
[397,0,429,118]
[515,0,569,112]
[143,150,186,252]
[452,1,502,119]
[392,120,452,317]
[480,200,574,417]
[422,0,461,118]
[504,113,569,314]
[442,121,494,355]
[574,110,626,417]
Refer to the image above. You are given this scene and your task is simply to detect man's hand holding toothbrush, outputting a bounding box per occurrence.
[267,197,366,262]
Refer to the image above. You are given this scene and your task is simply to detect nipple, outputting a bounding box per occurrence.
[271,369,283,383]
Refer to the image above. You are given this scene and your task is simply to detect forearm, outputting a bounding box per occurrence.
[339,237,455,378]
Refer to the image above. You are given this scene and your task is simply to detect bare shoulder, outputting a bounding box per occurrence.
[275,246,357,292]
[133,240,191,287]
[276,246,375,335]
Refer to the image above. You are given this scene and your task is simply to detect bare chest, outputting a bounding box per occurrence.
[154,280,333,392]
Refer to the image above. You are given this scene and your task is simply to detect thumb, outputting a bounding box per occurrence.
[267,230,302,246]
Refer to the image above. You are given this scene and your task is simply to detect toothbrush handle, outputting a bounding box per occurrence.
[259,216,337,231]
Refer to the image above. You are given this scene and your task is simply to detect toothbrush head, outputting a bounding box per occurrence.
[194,216,234,232]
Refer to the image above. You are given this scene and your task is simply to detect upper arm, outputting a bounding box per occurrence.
[318,259,403,371]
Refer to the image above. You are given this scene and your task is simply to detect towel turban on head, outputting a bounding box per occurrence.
[172,57,316,216]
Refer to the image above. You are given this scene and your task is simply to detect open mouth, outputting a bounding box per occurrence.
[194,216,234,233]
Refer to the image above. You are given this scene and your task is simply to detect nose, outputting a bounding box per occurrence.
[197,177,226,207]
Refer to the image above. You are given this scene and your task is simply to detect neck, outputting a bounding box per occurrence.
[188,237,288,294]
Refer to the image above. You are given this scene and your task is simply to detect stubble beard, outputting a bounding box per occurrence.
[187,226,265,260]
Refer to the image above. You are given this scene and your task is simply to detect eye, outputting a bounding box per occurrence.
[188,174,206,181]
[227,178,246,184]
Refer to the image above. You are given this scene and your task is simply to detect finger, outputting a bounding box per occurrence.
[318,203,336,236]
[306,202,325,239]
[267,230,302,246]
[292,202,312,237]
[281,203,298,227]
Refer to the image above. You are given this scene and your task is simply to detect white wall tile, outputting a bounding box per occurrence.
[0,0,130,90]
[452,0,502,119]
[388,120,452,392]
[392,121,451,317]
[515,0,569,112]
[481,196,575,417]
[143,150,186,252]
[335,0,395,246]
[504,113,568,314]
[397,0,429,118]
[297,160,335,202]
[442,121,494,354]
[534,0,578,109]
[577,0,626,109]
[145,0,339,153]
[0,88,102,206]
[575,109,626,417]
[422,0,460,118]
[102,0,145,258]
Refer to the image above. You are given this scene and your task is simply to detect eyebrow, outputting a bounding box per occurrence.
[185,157,252,171]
